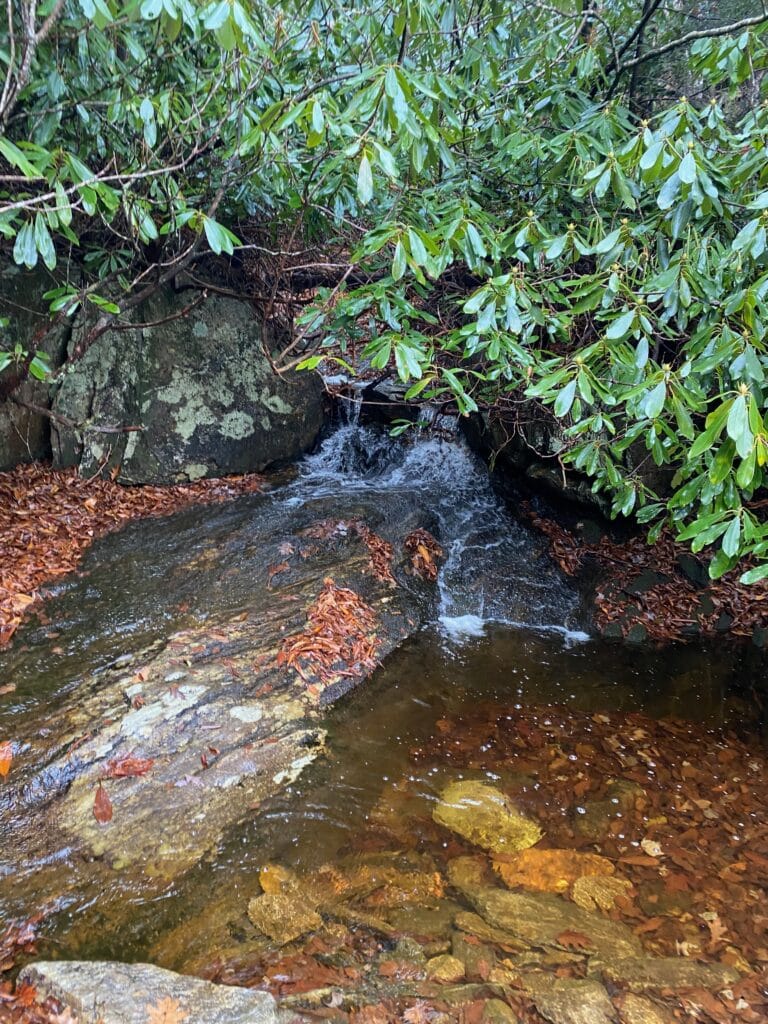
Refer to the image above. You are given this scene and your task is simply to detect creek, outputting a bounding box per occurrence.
[1,410,766,1022]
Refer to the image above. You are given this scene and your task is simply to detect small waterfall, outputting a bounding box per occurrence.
[285,419,589,643]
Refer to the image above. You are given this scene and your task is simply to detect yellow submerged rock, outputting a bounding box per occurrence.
[433,781,543,854]
[493,848,614,894]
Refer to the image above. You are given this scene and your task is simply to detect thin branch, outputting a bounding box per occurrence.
[10,397,144,434]
[615,11,768,76]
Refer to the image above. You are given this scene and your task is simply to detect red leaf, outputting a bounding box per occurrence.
[93,784,113,823]
[103,755,154,779]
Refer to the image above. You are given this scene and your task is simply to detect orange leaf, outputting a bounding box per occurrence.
[15,982,37,1007]
[93,784,113,823]
[555,929,593,949]
[145,996,189,1024]
[0,741,12,778]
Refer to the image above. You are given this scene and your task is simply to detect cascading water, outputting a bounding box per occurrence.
[282,413,589,642]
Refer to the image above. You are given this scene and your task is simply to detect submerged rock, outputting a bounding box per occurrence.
[522,976,615,1024]
[616,993,677,1024]
[0,489,436,933]
[425,954,465,983]
[600,956,739,993]
[247,892,323,946]
[481,999,521,1024]
[493,848,614,893]
[574,780,644,842]
[452,931,497,980]
[433,781,543,854]
[571,874,633,911]
[19,960,282,1024]
[466,888,643,961]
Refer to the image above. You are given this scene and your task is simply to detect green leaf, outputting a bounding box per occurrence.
[643,379,666,419]
[678,150,697,185]
[740,564,768,584]
[722,516,741,558]
[709,549,735,580]
[605,309,635,340]
[357,152,373,206]
[392,239,406,281]
[33,214,56,270]
[554,379,577,418]
[13,221,37,269]
[726,394,752,459]
[0,136,39,178]
[657,172,680,211]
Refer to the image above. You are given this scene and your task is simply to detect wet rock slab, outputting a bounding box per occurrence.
[20,961,285,1024]
[522,976,615,1024]
[464,887,643,961]
[0,490,436,925]
[600,955,740,992]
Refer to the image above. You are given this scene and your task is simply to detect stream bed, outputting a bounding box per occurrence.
[2,416,768,1023]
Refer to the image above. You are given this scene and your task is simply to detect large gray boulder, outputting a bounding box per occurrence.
[19,960,284,1024]
[0,264,71,470]
[51,288,325,482]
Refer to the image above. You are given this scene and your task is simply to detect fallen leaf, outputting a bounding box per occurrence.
[93,784,113,824]
[0,741,12,777]
[14,981,37,1007]
[145,996,189,1024]
[0,683,16,695]
[555,929,593,949]
[402,1000,433,1024]
[267,562,289,585]
[705,913,729,950]
[640,838,664,858]
[103,755,154,779]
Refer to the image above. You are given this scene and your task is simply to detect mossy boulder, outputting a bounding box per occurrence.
[51,288,325,482]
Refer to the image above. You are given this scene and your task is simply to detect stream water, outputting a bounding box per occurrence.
[2,413,767,1018]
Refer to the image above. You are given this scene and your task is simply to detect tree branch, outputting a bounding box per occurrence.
[10,397,145,434]
[614,11,768,77]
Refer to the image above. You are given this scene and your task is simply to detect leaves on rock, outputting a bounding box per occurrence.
[404,529,443,582]
[93,784,113,824]
[102,756,154,779]
[277,578,381,696]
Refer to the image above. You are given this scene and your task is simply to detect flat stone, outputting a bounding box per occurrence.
[452,931,497,980]
[616,993,676,1024]
[447,856,491,893]
[453,911,529,951]
[574,780,644,842]
[433,781,543,854]
[481,999,521,1024]
[571,874,633,911]
[522,976,614,1024]
[248,892,323,945]
[425,954,465,983]
[468,888,642,961]
[600,956,739,993]
[19,960,281,1024]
